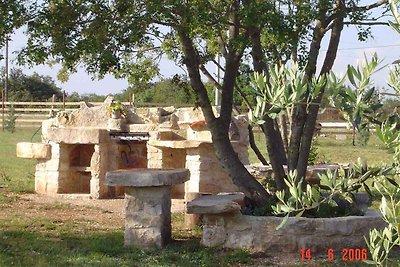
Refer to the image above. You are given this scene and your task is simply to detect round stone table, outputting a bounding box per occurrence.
[105,168,190,248]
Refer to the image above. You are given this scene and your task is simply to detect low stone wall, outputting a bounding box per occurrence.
[201,211,385,255]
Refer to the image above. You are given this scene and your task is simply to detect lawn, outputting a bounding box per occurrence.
[0,128,398,266]
[248,131,393,165]
[0,128,41,192]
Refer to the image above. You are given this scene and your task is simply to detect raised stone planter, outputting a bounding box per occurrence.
[106,168,189,248]
[187,195,386,255]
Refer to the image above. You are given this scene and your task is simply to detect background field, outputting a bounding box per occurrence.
[249,131,392,166]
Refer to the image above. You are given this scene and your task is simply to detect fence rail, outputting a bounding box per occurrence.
[0,100,196,129]
[0,100,343,130]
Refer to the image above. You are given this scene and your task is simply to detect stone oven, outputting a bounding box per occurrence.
[17,97,250,201]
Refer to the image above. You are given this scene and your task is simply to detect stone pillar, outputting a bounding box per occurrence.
[124,186,172,247]
[147,144,163,168]
[105,168,190,248]
[185,144,239,195]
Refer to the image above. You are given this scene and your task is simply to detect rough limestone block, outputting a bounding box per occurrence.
[124,187,172,248]
[201,225,227,247]
[186,194,244,214]
[16,142,51,159]
[201,210,385,255]
[44,128,109,144]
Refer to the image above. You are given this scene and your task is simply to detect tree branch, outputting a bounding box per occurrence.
[217,33,228,57]
[343,21,389,26]
[349,0,388,12]
[176,28,216,123]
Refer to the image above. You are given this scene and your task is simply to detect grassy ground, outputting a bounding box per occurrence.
[0,128,398,266]
[0,128,40,192]
[248,132,393,165]
[0,193,383,267]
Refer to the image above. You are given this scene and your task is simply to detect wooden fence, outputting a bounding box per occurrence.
[0,100,195,129]
[0,100,343,129]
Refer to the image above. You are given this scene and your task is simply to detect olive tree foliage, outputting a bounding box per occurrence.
[19,0,389,206]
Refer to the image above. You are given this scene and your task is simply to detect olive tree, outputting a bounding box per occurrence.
[18,0,390,206]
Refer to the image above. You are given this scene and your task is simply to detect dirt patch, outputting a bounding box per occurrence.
[0,193,125,230]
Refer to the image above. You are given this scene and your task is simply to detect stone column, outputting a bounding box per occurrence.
[105,168,189,248]
[124,186,172,247]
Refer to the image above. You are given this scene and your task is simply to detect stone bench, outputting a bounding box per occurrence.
[186,193,245,215]
[105,168,189,248]
[187,193,385,254]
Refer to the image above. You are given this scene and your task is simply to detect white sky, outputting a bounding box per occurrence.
[2,4,400,96]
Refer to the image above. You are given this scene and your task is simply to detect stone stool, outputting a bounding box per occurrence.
[105,168,189,248]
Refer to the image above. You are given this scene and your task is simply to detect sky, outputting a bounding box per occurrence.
[2,3,400,96]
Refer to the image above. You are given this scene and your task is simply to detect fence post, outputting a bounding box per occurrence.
[62,90,65,110]
[2,90,4,132]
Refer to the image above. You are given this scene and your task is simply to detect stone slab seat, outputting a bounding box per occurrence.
[105,168,190,187]
[186,193,245,214]
[16,142,51,159]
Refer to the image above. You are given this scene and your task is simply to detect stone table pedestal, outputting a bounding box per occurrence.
[105,168,189,248]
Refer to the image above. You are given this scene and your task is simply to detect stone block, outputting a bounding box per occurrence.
[50,143,61,158]
[43,127,109,144]
[41,159,61,171]
[186,194,243,214]
[123,186,173,248]
[199,211,385,254]
[125,212,168,229]
[124,226,171,248]
[106,168,189,187]
[147,161,163,168]
[225,231,254,249]
[16,142,51,159]
[201,226,227,247]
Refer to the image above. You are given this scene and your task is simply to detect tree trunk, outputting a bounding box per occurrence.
[249,26,287,189]
[296,1,345,181]
[176,24,270,206]
[210,120,270,204]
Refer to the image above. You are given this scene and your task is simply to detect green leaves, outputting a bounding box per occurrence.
[389,0,400,34]
[365,180,400,266]
[330,54,383,138]
[248,62,321,124]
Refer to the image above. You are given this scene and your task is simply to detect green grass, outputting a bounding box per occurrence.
[0,200,255,267]
[0,128,398,266]
[248,132,393,165]
[0,128,41,192]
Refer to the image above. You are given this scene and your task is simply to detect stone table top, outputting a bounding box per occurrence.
[105,168,190,187]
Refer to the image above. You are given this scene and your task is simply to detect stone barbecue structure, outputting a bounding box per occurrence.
[16,97,250,201]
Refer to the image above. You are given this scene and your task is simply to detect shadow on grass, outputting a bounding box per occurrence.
[0,229,251,267]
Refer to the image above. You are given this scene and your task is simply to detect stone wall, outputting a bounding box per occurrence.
[201,211,386,255]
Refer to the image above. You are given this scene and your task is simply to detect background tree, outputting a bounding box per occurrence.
[19,0,390,206]
[0,68,63,101]
[117,76,198,104]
